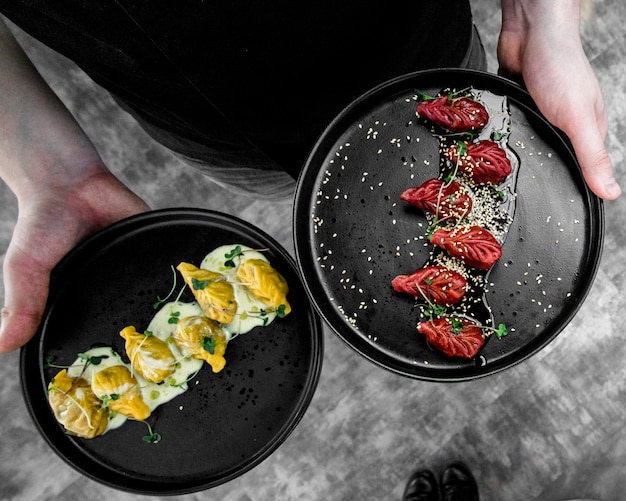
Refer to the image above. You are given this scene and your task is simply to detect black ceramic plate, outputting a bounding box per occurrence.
[294,69,603,381]
[21,208,323,494]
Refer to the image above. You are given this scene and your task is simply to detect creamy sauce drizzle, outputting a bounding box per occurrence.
[200,245,278,339]
[62,244,281,435]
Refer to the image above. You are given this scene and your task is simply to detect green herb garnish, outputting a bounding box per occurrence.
[154,265,178,309]
[191,277,211,290]
[224,245,243,268]
[276,304,287,318]
[203,336,217,355]
[491,323,509,339]
[44,355,63,370]
[445,316,509,340]
[77,353,109,366]
[450,316,464,334]
[168,311,181,324]
[142,422,162,444]
[99,393,120,408]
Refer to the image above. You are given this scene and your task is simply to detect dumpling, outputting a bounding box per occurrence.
[177,262,237,324]
[92,365,151,421]
[48,369,108,439]
[120,326,177,383]
[172,316,228,373]
[236,259,291,315]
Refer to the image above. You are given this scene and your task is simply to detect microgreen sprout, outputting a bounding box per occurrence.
[414,89,436,102]
[236,304,287,325]
[447,315,508,339]
[223,245,243,268]
[414,280,447,321]
[413,281,509,340]
[223,245,270,268]
[77,353,109,366]
[99,393,120,408]
[446,86,472,102]
[142,421,161,444]
[44,355,65,370]
[167,372,198,390]
[414,87,472,103]
[45,352,111,395]
[154,265,178,309]
[440,140,465,188]
[487,323,509,339]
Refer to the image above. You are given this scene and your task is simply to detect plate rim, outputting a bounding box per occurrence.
[293,68,604,382]
[20,207,324,494]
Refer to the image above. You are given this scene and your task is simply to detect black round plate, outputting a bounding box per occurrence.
[294,69,603,381]
[21,208,323,494]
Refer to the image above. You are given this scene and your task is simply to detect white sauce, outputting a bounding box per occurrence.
[61,244,281,436]
[200,244,279,339]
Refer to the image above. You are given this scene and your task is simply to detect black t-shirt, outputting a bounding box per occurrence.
[0,1,473,176]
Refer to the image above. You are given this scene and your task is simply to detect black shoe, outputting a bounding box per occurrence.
[440,462,479,501]
[403,469,440,501]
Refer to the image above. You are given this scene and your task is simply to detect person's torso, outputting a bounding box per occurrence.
[0,1,473,171]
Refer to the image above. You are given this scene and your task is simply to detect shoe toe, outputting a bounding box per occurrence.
[403,469,440,501]
[440,462,479,501]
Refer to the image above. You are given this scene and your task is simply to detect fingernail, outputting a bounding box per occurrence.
[606,178,622,198]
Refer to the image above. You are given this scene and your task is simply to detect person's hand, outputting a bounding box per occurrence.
[0,171,149,353]
[497,0,621,200]
[0,18,150,352]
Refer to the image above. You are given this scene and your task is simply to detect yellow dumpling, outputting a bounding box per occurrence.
[92,365,151,421]
[120,326,177,383]
[236,259,291,315]
[176,262,237,324]
[172,316,228,373]
[48,369,109,439]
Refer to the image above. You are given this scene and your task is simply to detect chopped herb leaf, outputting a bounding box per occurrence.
[276,304,287,318]
[192,278,210,290]
[203,336,217,355]
[450,316,463,334]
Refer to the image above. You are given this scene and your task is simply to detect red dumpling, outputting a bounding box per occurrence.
[430,225,502,271]
[445,140,512,185]
[416,95,489,133]
[417,316,485,359]
[392,265,467,306]
[400,178,472,223]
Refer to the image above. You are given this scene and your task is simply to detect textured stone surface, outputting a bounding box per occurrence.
[1,1,626,500]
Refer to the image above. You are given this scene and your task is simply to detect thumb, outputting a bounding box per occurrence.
[0,250,50,353]
[0,171,150,353]
[567,124,621,200]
